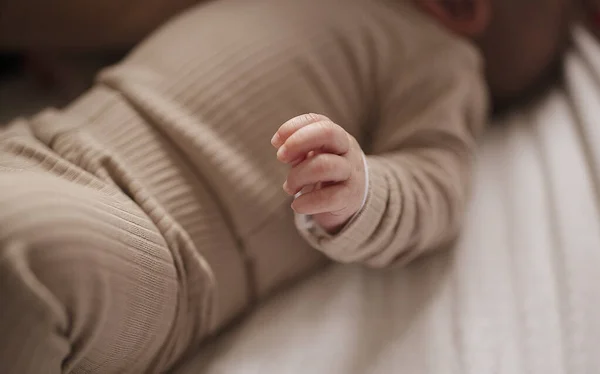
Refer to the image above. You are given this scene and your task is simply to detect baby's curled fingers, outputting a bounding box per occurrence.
[283,153,350,195]
[291,184,350,215]
[276,121,350,163]
[271,113,330,148]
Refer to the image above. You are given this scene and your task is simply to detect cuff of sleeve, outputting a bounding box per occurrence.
[295,158,389,262]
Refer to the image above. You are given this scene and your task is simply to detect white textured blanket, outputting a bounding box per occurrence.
[173,28,600,374]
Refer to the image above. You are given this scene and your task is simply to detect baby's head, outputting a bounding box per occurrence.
[417,0,572,108]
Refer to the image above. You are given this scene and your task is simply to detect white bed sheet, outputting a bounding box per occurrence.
[172,28,600,374]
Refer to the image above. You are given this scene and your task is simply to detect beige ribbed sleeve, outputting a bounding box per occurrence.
[296,44,489,268]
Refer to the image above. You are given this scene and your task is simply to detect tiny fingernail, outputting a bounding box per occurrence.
[277,146,288,161]
[283,180,291,195]
[271,133,282,148]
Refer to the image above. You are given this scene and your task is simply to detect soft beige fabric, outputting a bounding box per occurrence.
[0,0,486,372]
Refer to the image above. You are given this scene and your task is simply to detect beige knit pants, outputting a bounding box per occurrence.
[0,109,238,373]
[0,99,322,374]
[0,14,324,374]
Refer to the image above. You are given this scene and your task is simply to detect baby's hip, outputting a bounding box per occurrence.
[8,85,325,325]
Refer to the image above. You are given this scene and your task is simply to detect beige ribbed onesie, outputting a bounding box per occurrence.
[0,0,488,372]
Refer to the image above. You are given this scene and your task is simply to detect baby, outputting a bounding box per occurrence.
[0,0,571,373]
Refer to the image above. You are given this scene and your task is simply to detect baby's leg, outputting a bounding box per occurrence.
[0,131,209,373]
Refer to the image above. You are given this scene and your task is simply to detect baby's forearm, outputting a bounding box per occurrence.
[296,143,474,268]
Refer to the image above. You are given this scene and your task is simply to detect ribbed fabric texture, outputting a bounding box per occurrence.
[104,0,487,267]
[0,0,487,372]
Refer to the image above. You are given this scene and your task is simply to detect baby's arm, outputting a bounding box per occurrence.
[275,50,488,268]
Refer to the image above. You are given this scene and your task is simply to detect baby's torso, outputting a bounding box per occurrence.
[90,0,477,233]
[12,0,481,298]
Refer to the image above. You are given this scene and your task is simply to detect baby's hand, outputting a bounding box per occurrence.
[271,114,367,233]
